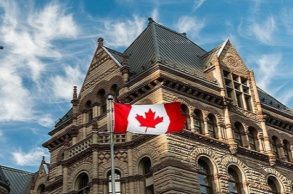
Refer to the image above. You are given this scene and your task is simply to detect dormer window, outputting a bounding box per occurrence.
[223,70,252,111]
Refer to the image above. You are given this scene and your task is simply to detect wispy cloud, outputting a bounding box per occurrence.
[281,8,293,35]
[255,53,282,91]
[12,147,49,166]
[50,66,84,101]
[175,16,205,39]
[192,0,206,12]
[98,16,145,48]
[249,16,276,44]
[0,1,79,122]
[37,114,54,128]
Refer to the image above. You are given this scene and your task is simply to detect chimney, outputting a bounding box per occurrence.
[97,37,104,47]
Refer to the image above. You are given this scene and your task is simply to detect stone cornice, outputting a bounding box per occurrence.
[176,130,230,150]
[265,114,293,134]
[236,146,269,163]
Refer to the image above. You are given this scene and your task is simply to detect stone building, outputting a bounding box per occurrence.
[31,18,293,194]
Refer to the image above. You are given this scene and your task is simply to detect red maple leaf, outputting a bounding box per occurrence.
[135,109,164,132]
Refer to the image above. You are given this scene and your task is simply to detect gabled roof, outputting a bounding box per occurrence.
[0,165,33,194]
[124,18,208,79]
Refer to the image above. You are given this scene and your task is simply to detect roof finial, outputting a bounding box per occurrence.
[148,17,154,24]
[73,86,77,100]
[97,37,104,47]
[181,32,187,37]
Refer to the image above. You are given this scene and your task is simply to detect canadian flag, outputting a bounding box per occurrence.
[113,102,186,135]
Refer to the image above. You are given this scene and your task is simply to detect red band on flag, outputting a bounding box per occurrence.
[114,103,132,134]
[165,102,186,133]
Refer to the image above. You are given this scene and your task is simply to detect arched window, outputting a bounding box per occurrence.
[86,100,93,122]
[75,172,89,194]
[271,136,280,159]
[110,84,119,98]
[283,140,291,162]
[227,166,242,194]
[193,109,204,134]
[267,176,281,194]
[233,122,243,146]
[248,127,258,151]
[97,89,106,114]
[207,114,217,138]
[180,104,190,130]
[37,184,45,194]
[107,169,121,194]
[197,158,213,194]
[139,157,154,194]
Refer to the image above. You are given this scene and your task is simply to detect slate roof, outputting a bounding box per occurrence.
[0,165,10,192]
[55,108,72,128]
[258,88,292,114]
[124,18,208,80]
[0,165,33,194]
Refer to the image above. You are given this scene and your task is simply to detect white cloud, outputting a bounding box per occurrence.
[0,1,79,122]
[151,8,159,21]
[255,53,282,91]
[99,16,145,48]
[37,114,55,128]
[50,66,84,101]
[175,16,205,38]
[192,0,206,12]
[249,17,276,44]
[12,147,49,166]
[0,66,33,121]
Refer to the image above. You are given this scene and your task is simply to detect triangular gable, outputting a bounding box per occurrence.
[79,46,123,97]
[217,39,249,76]
[36,157,49,179]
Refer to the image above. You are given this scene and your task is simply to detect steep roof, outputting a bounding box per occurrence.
[124,18,208,79]
[0,165,10,192]
[55,108,72,128]
[258,88,292,114]
[1,165,33,194]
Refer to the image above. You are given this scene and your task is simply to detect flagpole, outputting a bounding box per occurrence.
[107,94,115,194]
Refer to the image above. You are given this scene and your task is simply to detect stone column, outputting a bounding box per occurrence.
[127,149,134,194]
[92,150,98,193]
[223,101,237,153]
[190,114,195,132]
[257,132,264,153]
[62,167,68,193]
[92,104,99,118]
[278,141,286,160]
[290,145,293,162]
[202,111,210,136]
[242,125,250,149]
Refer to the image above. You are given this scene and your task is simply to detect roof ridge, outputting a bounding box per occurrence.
[1,165,33,175]
[123,21,150,54]
[150,20,160,61]
[153,21,207,53]
[105,46,123,55]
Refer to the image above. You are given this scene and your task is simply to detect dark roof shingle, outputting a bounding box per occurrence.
[1,165,33,194]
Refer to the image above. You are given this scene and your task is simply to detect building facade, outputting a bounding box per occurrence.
[31,18,293,194]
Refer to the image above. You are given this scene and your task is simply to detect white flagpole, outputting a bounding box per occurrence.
[107,94,115,194]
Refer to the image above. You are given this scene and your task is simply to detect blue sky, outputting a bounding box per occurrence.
[0,0,292,172]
